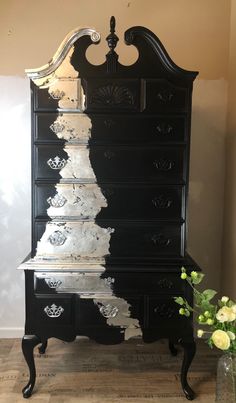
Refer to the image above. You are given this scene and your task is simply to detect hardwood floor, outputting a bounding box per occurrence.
[0,338,219,402]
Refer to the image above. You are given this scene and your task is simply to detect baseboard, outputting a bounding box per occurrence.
[0,328,24,338]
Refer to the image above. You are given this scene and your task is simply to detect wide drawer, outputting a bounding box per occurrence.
[34,221,184,260]
[34,144,186,183]
[34,183,184,220]
[34,271,185,295]
[34,112,187,144]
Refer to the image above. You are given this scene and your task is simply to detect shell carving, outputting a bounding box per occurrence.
[90,85,135,107]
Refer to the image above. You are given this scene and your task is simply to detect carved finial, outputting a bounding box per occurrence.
[106,16,119,54]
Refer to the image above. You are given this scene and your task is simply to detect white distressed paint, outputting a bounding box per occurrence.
[60,145,96,179]
[36,221,114,260]
[47,183,107,218]
[50,113,92,142]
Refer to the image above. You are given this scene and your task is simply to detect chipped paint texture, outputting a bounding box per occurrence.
[60,145,96,179]
[47,184,107,218]
[36,221,114,260]
[50,114,92,142]
[48,79,85,110]
[93,297,142,340]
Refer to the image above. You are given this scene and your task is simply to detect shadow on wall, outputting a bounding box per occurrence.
[188,78,227,293]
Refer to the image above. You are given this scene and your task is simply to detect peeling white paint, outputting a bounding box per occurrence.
[47,183,107,218]
[36,221,114,260]
[50,113,92,142]
[60,145,96,179]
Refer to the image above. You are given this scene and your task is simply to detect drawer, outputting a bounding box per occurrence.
[83,78,143,112]
[77,296,143,329]
[145,79,189,112]
[34,183,184,220]
[35,144,186,183]
[34,79,85,111]
[147,296,188,328]
[34,221,184,260]
[34,113,187,144]
[34,272,185,295]
[35,295,74,326]
[34,144,68,181]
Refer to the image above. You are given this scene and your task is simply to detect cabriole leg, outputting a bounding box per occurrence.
[22,335,41,398]
[168,340,178,356]
[38,340,48,354]
[180,340,196,400]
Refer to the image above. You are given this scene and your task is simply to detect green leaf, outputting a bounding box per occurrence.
[202,289,217,302]
[174,296,185,306]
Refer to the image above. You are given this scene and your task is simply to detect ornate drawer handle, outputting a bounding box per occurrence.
[154,303,175,318]
[151,234,171,247]
[45,278,62,289]
[47,194,67,208]
[156,123,173,135]
[104,277,115,287]
[47,156,67,170]
[104,150,115,159]
[157,90,174,103]
[98,303,119,318]
[153,158,174,171]
[156,278,174,289]
[50,89,65,100]
[50,122,65,134]
[44,304,64,318]
[48,230,67,246]
[152,195,173,209]
[104,119,115,128]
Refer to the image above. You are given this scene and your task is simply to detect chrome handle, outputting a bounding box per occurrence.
[47,156,67,170]
[44,304,64,318]
[45,278,62,289]
[48,231,67,246]
[47,194,67,208]
[98,303,118,318]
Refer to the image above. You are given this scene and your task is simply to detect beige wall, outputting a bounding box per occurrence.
[0,0,232,335]
[222,0,236,299]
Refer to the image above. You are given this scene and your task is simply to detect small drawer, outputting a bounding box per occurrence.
[77,296,143,328]
[145,79,189,112]
[35,295,73,325]
[147,296,188,328]
[34,79,84,111]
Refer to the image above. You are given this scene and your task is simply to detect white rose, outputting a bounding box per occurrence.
[221,296,229,303]
[212,330,230,350]
[216,306,236,323]
[231,305,236,314]
[227,331,236,340]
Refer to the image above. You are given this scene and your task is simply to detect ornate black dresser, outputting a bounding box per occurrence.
[19,17,200,399]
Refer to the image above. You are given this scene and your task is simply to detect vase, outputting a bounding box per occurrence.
[215,353,236,402]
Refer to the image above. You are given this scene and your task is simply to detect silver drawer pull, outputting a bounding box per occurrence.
[50,89,65,100]
[48,230,67,246]
[156,123,173,135]
[104,277,115,287]
[44,304,64,318]
[152,195,173,209]
[50,122,65,134]
[157,90,174,103]
[47,156,67,170]
[47,194,67,208]
[153,158,174,171]
[151,234,171,247]
[45,278,62,289]
[98,303,119,318]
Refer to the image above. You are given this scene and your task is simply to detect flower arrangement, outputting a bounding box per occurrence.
[174,267,236,353]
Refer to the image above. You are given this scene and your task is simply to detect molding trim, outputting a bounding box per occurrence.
[0,327,24,338]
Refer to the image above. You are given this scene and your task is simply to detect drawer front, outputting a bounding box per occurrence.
[34,221,184,260]
[145,79,189,112]
[35,113,187,144]
[34,272,185,295]
[35,144,186,183]
[34,183,184,220]
[35,295,73,325]
[77,296,143,328]
[147,296,188,328]
[34,79,84,111]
